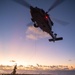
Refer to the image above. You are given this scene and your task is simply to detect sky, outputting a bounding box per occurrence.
[0,0,75,68]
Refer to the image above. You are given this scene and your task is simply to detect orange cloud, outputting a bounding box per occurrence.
[10,60,16,62]
[0,70,7,74]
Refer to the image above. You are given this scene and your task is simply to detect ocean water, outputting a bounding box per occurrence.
[19,70,75,75]
[0,70,75,75]
[47,70,75,75]
[17,70,75,75]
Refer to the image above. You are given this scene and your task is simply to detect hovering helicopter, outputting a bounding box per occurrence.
[13,0,66,42]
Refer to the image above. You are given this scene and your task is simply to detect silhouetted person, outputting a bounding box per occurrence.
[11,64,17,75]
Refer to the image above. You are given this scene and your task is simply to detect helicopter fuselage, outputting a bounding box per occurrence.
[13,0,64,42]
[30,7,51,32]
[30,6,63,42]
[30,6,57,41]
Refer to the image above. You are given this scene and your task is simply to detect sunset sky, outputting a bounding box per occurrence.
[0,0,75,68]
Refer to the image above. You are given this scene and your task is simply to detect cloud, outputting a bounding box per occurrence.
[26,26,50,40]
[10,60,16,62]
[26,34,37,40]
[0,70,7,74]
[68,60,71,61]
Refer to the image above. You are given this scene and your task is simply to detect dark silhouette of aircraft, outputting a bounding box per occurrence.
[13,0,66,42]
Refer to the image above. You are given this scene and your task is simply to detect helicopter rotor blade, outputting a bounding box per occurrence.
[13,0,31,9]
[47,0,65,13]
[52,17,69,25]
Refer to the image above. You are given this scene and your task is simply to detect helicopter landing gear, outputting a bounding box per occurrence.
[54,33,57,37]
[34,23,39,28]
[51,31,53,33]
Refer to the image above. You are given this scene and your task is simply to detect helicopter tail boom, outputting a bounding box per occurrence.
[49,37,63,42]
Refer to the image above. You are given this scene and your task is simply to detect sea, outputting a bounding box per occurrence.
[0,70,75,75]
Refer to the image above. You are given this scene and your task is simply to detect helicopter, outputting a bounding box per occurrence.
[13,0,65,42]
